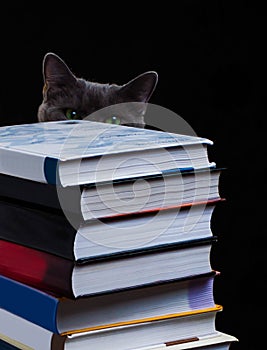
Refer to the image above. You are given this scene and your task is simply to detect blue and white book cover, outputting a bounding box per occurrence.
[0,120,215,185]
[0,120,213,160]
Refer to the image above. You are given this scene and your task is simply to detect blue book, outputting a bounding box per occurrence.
[0,272,217,335]
[0,120,215,186]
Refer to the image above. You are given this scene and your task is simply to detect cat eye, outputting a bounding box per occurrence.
[65,109,78,120]
[105,116,121,125]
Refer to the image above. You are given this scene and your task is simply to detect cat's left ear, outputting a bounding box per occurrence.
[42,52,77,93]
[119,71,158,102]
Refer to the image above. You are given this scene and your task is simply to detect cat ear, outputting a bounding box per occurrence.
[119,71,158,102]
[42,52,77,90]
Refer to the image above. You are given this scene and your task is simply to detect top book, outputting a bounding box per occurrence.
[0,120,215,187]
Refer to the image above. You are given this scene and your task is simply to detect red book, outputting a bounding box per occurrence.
[0,236,216,298]
[0,240,72,297]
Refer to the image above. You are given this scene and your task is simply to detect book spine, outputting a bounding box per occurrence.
[0,240,75,298]
[0,275,60,334]
[44,157,60,185]
[0,309,57,350]
[0,148,47,183]
[0,172,84,213]
[0,199,77,260]
[0,172,62,211]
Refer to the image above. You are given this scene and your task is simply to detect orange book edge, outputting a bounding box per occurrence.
[61,305,223,336]
[102,198,225,220]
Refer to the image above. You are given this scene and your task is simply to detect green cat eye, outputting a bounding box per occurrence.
[65,109,78,120]
[105,116,121,125]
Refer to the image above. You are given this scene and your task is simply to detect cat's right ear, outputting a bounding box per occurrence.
[119,71,158,103]
[42,53,77,93]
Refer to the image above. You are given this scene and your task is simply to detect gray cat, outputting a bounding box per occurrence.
[37,53,158,128]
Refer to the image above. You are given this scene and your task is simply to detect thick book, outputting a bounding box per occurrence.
[0,237,216,298]
[0,194,221,261]
[0,332,237,350]
[0,167,221,220]
[80,167,221,220]
[0,306,222,350]
[0,272,218,335]
[0,120,215,186]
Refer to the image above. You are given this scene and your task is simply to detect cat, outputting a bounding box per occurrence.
[37,52,158,128]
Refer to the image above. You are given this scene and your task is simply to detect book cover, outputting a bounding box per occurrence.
[0,272,218,334]
[0,237,216,298]
[0,307,223,350]
[0,120,215,186]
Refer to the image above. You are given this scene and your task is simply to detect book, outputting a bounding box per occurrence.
[0,196,221,261]
[0,306,222,350]
[131,332,238,349]
[0,120,215,186]
[0,332,239,350]
[0,237,216,298]
[81,168,221,220]
[0,167,221,220]
[0,272,218,335]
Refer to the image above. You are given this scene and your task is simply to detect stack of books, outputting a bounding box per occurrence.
[0,120,238,349]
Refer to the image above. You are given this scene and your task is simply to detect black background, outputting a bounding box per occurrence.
[1,3,265,349]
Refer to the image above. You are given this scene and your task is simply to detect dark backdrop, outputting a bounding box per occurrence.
[1,3,265,349]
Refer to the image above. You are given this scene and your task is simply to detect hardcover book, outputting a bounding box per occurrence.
[0,197,221,261]
[0,237,216,298]
[0,120,215,186]
[0,306,222,350]
[0,167,221,220]
[0,272,218,335]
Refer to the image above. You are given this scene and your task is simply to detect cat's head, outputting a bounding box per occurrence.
[37,53,158,128]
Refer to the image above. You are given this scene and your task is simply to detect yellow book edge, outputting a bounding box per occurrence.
[62,304,223,336]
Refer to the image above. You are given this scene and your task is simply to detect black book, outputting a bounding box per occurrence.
[0,167,221,220]
[0,194,221,261]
